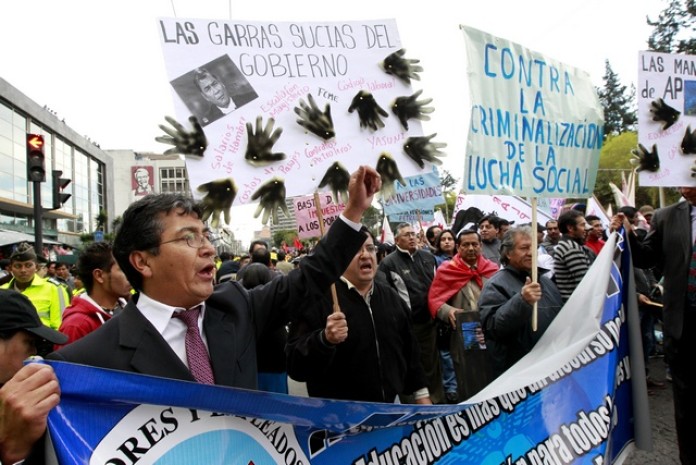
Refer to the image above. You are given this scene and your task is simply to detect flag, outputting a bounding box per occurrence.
[380,216,394,244]
[293,236,302,251]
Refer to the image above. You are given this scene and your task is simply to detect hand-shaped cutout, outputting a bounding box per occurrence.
[348,90,389,131]
[391,90,434,130]
[245,116,285,166]
[630,143,660,172]
[251,177,290,225]
[376,152,405,199]
[197,178,237,228]
[650,98,680,130]
[155,116,207,157]
[319,162,350,205]
[294,94,335,140]
[380,49,423,84]
[682,125,696,154]
[403,134,446,168]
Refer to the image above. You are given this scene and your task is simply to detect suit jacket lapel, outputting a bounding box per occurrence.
[204,304,237,386]
[118,302,194,382]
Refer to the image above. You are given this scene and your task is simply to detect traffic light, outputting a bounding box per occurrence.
[26,134,46,182]
[52,170,71,210]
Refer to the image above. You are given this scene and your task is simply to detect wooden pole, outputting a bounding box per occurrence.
[531,197,538,332]
[313,192,341,314]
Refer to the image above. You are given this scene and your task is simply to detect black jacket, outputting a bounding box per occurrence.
[378,248,436,323]
[286,278,427,403]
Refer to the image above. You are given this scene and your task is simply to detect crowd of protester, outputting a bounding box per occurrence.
[1,175,692,464]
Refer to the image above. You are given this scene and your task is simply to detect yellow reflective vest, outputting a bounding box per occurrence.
[1,275,68,329]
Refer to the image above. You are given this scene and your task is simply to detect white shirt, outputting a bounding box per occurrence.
[136,292,208,369]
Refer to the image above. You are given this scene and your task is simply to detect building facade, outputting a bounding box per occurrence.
[0,77,115,250]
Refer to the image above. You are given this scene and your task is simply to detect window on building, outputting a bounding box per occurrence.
[159,167,190,195]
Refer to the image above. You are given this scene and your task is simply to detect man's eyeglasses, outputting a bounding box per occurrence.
[160,232,212,249]
[358,244,378,254]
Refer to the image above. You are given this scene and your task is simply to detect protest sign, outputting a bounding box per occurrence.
[637,50,696,187]
[158,18,435,215]
[293,193,345,239]
[382,170,444,216]
[453,193,554,225]
[461,26,604,198]
[45,232,645,465]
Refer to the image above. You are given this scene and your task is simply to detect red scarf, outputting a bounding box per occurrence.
[428,254,499,317]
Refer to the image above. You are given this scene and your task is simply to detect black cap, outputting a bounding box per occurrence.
[0,289,68,344]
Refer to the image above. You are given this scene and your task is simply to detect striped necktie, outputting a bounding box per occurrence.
[689,238,696,308]
[172,306,215,384]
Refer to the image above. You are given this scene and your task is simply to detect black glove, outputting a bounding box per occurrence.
[682,125,696,154]
[376,152,405,199]
[403,134,446,168]
[381,48,423,84]
[251,177,290,224]
[245,116,285,166]
[650,98,680,130]
[295,94,335,140]
[348,91,389,131]
[155,116,207,157]
[630,143,660,172]
[318,162,350,205]
[197,178,237,228]
[391,90,434,130]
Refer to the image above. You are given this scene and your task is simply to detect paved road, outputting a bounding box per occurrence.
[624,356,679,464]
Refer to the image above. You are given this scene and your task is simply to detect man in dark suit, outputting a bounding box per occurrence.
[612,187,696,465]
[17,166,380,463]
[194,68,237,126]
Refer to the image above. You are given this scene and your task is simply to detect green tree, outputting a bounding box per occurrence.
[597,60,637,137]
[436,169,459,221]
[272,229,298,248]
[647,0,696,54]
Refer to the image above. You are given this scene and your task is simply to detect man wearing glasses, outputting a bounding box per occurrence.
[286,230,431,404]
[47,166,380,389]
[378,223,441,404]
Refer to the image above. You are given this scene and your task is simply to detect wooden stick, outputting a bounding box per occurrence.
[531,197,538,332]
[314,192,341,314]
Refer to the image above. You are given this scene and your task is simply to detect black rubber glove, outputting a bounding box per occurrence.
[376,152,405,199]
[318,162,350,205]
[391,90,434,130]
[245,116,285,166]
[403,134,447,168]
[348,91,389,131]
[155,116,207,157]
[650,98,680,130]
[380,48,423,84]
[295,94,335,140]
[251,177,290,224]
[197,178,237,228]
[630,143,660,172]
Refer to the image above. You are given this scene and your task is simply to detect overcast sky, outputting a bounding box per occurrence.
[2,0,664,241]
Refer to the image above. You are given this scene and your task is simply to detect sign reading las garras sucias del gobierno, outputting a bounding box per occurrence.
[158,18,436,216]
[461,26,604,198]
[45,231,646,465]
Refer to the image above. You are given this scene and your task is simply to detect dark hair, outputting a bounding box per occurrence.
[434,229,455,255]
[456,228,481,246]
[248,240,268,255]
[618,206,637,221]
[77,242,115,293]
[558,209,584,234]
[193,68,220,92]
[113,194,203,292]
[239,263,274,289]
[426,225,442,245]
[585,215,601,224]
[545,219,558,228]
[277,250,286,261]
[499,226,532,266]
[250,248,272,266]
[478,214,500,230]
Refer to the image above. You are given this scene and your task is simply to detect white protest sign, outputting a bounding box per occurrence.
[453,193,553,225]
[158,18,434,214]
[461,26,604,198]
[637,50,696,187]
[293,193,345,239]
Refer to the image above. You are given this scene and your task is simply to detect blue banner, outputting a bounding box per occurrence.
[44,232,646,465]
[383,170,444,216]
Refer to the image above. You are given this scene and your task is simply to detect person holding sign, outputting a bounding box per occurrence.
[478,226,563,377]
[286,230,430,404]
